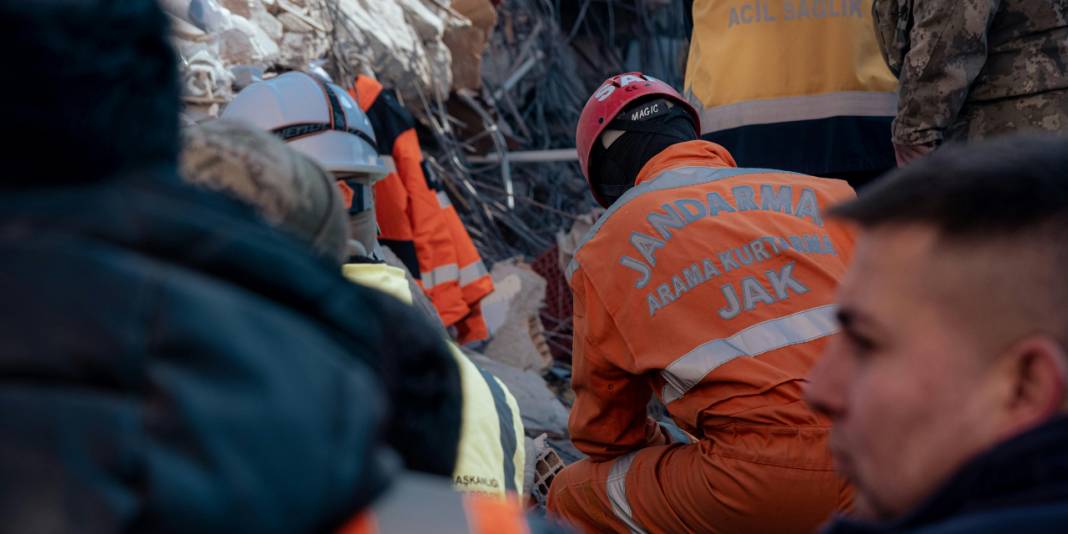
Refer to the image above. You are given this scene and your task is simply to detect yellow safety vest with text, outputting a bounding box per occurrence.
[341,263,525,498]
[684,0,897,134]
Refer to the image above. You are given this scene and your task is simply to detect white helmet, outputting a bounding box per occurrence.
[222,71,388,181]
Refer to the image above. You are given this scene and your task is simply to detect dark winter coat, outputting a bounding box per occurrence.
[0,171,461,533]
[825,416,1068,534]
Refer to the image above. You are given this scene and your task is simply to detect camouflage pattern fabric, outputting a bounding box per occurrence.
[180,120,351,263]
[873,0,1068,146]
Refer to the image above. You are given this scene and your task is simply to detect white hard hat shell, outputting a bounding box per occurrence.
[223,71,388,181]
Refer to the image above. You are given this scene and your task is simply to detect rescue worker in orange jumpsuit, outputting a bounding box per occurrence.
[546,73,856,533]
[349,75,494,344]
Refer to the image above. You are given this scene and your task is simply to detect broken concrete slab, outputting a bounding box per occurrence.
[444,0,496,90]
[481,261,553,372]
[397,0,449,41]
[218,0,253,19]
[170,0,473,121]
[250,5,284,41]
[277,11,314,33]
[277,31,330,70]
[162,0,234,32]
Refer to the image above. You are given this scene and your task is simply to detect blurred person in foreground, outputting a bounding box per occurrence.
[874,1,1068,165]
[180,119,528,504]
[807,134,1068,532]
[0,1,461,532]
[348,73,495,345]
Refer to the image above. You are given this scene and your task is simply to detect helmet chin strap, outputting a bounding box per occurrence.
[334,171,380,262]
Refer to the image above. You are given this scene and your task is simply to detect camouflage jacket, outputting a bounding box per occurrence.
[873,0,1068,145]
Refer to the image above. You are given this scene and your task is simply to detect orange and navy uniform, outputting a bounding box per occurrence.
[350,76,493,337]
[548,140,856,533]
[422,162,495,344]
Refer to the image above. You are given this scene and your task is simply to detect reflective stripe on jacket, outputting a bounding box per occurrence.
[567,140,856,461]
[425,163,495,344]
[342,262,524,497]
[350,75,469,326]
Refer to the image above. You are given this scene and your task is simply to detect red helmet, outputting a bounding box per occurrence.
[576,72,700,196]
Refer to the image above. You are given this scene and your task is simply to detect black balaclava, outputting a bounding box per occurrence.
[589,98,698,207]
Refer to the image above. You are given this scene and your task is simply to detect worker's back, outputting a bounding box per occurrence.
[684,0,897,182]
[568,140,856,449]
[555,71,856,531]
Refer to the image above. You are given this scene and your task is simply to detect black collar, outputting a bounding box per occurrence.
[826,417,1068,533]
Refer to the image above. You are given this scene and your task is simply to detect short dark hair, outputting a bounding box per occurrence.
[2,0,179,185]
[830,134,1068,237]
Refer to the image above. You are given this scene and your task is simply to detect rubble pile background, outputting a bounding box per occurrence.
[166,0,492,119]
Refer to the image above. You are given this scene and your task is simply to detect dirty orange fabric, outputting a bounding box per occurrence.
[463,493,530,534]
[455,302,489,345]
[391,128,470,326]
[336,512,376,534]
[336,180,355,209]
[372,173,413,243]
[335,491,530,534]
[549,140,856,533]
[352,75,382,112]
[549,432,853,534]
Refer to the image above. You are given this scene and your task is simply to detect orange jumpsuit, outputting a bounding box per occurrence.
[547,140,855,533]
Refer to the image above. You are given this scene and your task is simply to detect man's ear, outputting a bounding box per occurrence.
[997,336,1068,437]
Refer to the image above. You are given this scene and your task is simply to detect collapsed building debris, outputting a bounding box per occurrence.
[481,260,552,372]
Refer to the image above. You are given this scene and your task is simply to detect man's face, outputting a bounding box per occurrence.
[806,225,1005,520]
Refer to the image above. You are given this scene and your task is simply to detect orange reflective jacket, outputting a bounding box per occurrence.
[426,173,494,344]
[566,140,856,461]
[350,75,468,326]
[352,75,494,338]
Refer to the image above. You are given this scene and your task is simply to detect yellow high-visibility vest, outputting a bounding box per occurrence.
[342,263,525,498]
[684,0,897,134]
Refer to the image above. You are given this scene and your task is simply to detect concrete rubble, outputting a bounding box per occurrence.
[481,260,553,372]
[168,0,474,119]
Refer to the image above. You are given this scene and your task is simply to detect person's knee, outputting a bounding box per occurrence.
[546,461,582,514]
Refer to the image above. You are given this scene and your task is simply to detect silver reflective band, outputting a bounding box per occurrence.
[607,452,649,534]
[661,304,838,404]
[699,91,897,133]
[420,263,460,289]
[436,190,452,209]
[565,167,781,281]
[459,261,488,286]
